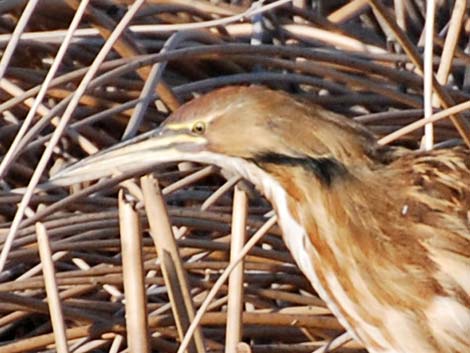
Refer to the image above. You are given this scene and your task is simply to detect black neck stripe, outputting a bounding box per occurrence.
[253,152,347,186]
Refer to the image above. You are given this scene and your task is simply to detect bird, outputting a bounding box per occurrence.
[53,86,470,353]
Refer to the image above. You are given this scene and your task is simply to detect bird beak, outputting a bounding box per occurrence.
[51,126,205,186]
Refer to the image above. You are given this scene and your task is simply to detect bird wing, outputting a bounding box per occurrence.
[393,147,470,292]
[388,147,470,352]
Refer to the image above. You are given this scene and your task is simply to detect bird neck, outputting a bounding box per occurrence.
[257,158,385,251]
[251,157,388,337]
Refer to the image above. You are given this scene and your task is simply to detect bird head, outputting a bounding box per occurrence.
[52,86,382,186]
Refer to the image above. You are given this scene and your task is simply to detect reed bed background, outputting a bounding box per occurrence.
[0,0,469,352]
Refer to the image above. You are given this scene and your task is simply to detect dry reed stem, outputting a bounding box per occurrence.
[282,24,385,54]
[68,259,123,298]
[35,222,69,353]
[163,165,217,195]
[109,335,125,353]
[0,0,39,80]
[422,0,435,150]
[378,99,470,145]
[71,339,110,353]
[141,175,206,353]
[436,0,467,82]
[429,0,468,147]
[225,186,248,353]
[311,332,352,353]
[16,250,67,280]
[182,311,342,330]
[202,176,241,210]
[327,0,369,24]
[0,325,95,353]
[118,190,150,353]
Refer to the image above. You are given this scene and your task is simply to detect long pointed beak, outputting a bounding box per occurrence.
[51,127,204,186]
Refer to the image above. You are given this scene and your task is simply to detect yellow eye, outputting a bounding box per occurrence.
[191,121,206,135]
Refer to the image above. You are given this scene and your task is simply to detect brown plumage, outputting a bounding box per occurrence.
[54,86,470,353]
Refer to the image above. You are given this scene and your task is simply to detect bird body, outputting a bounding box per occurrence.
[257,147,470,353]
[54,86,470,353]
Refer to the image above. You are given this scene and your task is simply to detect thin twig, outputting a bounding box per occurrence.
[379,99,470,145]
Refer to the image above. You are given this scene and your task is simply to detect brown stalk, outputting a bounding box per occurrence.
[140,175,206,353]
[163,165,217,195]
[311,332,352,353]
[108,335,125,353]
[436,0,466,82]
[0,325,95,353]
[35,222,70,353]
[225,186,248,353]
[118,190,150,353]
[201,176,241,210]
[379,99,470,145]
[178,312,343,330]
[327,0,369,24]
[70,339,110,353]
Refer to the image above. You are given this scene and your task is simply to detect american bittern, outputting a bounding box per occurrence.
[54,86,470,353]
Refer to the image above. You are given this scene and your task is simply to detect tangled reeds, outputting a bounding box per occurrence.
[0,1,469,352]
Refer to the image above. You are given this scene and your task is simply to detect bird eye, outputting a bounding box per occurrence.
[191,121,206,135]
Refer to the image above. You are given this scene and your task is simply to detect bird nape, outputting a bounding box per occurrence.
[53,86,470,353]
